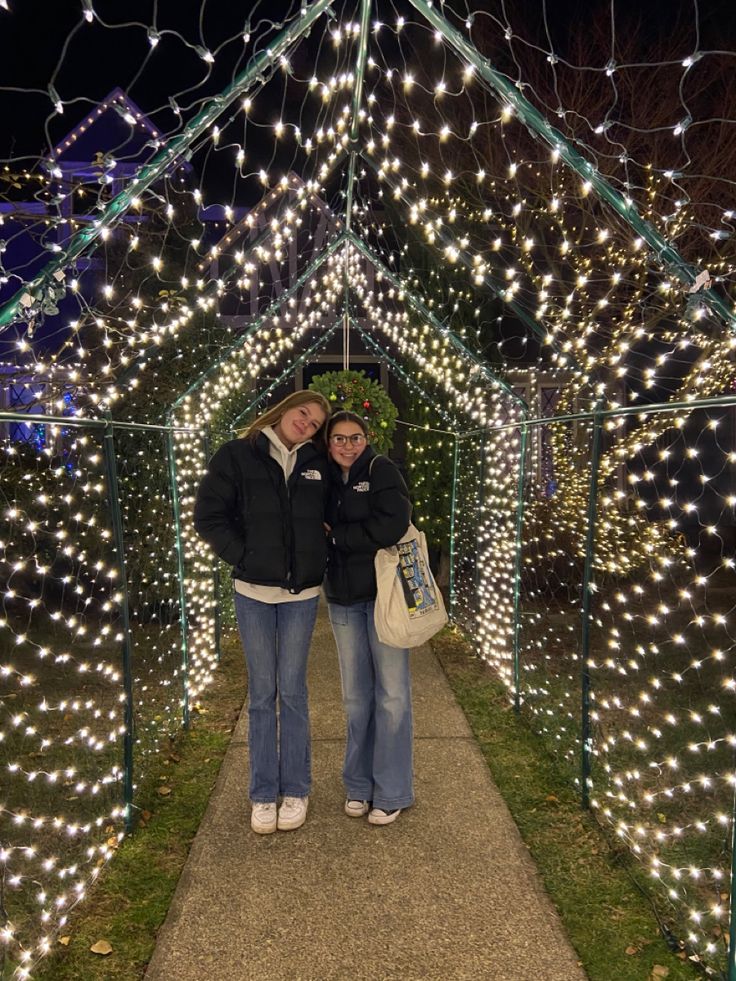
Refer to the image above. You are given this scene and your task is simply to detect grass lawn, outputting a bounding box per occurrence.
[432,625,709,981]
[27,629,245,981]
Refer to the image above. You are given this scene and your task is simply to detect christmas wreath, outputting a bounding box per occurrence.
[308,369,398,454]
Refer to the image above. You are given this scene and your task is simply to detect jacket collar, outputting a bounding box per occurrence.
[329,444,376,484]
[254,430,321,463]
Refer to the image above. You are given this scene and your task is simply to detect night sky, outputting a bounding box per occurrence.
[3,0,736,176]
[0,0,308,166]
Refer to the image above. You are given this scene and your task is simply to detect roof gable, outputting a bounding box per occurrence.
[52,88,161,164]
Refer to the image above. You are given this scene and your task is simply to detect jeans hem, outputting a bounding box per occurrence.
[280,788,311,798]
[372,796,414,810]
[250,797,277,804]
[345,787,373,800]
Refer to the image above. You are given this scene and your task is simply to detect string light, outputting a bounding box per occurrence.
[0,3,734,978]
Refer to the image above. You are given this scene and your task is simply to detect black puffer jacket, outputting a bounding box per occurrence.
[325,447,412,606]
[193,434,329,593]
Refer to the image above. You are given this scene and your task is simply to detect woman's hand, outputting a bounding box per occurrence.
[324,522,332,533]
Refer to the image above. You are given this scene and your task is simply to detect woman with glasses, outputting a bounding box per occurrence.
[324,410,414,825]
[194,390,331,835]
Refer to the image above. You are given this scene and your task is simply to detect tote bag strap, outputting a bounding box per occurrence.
[369,454,415,543]
[368,454,386,476]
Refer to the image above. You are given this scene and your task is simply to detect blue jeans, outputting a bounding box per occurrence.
[234,593,319,803]
[328,600,414,810]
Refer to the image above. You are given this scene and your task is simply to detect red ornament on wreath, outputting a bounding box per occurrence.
[363,400,371,410]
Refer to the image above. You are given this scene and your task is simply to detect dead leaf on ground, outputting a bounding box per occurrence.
[90,940,113,956]
[157,786,172,797]
[59,936,71,946]
[650,967,669,978]
[625,946,639,955]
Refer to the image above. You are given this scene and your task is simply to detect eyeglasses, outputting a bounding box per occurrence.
[329,434,367,447]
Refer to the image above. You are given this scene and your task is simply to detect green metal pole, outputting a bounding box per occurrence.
[169,233,346,414]
[344,0,371,237]
[347,231,527,410]
[512,417,528,714]
[580,408,603,809]
[101,416,135,832]
[474,430,486,599]
[729,811,736,981]
[341,0,371,369]
[411,392,736,437]
[202,428,221,664]
[166,423,191,729]
[5,392,736,437]
[449,433,460,620]
[0,0,337,331]
[213,561,222,665]
[406,0,736,335]
[0,411,105,430]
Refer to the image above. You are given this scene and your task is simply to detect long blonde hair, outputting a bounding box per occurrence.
[243,390,331,447]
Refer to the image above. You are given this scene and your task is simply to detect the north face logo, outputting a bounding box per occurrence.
[301,469,322,480]
[353,481,370,492]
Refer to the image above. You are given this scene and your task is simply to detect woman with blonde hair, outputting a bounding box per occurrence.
[194,390,331,834]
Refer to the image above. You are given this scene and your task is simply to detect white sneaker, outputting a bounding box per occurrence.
[344,799,370,818]
[277,796,309,831]
[368,807,401,826]
[251,802,277,834]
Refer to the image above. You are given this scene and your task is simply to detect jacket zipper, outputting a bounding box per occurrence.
[285,479,293,590]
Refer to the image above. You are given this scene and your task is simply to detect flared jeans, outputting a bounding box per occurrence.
[234,592,319,803]
[328,600,414,811]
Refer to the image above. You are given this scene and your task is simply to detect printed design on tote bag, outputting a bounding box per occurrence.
[396,538,439,618]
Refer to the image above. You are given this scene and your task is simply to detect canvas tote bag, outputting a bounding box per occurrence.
[370,458,448,648]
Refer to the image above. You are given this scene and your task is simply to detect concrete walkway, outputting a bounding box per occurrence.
[145,605,586,981]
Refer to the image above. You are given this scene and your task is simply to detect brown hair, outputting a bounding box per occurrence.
[244,390,331,447]
[326,410,370,441]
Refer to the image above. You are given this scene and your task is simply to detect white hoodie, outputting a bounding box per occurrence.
[234,427,322,604]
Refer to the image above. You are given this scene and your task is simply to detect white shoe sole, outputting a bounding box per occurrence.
[277,813,307,831]
[277,798,309,831]
[251,819,277,835]
[368,808,401,826]
[345,801,370,818]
